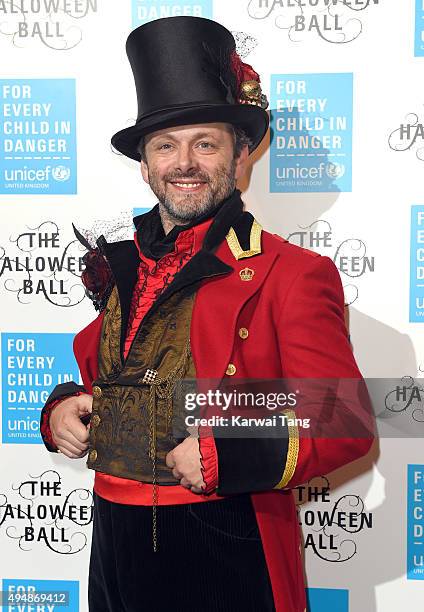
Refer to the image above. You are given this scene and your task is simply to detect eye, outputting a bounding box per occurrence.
[197,141,215,149]
[158,143,172,150]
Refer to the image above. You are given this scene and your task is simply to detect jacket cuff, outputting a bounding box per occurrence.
[198,427,218,494]
[212,418,290,496]
[272,409,300,489]
[39,390,84,452]
[44,382,87,405]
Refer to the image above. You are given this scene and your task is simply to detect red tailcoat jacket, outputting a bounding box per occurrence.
[41,197,374,612]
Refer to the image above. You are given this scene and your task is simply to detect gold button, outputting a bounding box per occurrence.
[238,327,249,339]
[92,386,102,398]
[91,414,100,427]
[226,363,237,376]
[89,449,98,462]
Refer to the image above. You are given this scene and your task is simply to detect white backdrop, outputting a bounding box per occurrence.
[0,1,423,611]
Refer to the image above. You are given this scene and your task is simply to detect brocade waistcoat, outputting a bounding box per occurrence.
[86,284,196,484]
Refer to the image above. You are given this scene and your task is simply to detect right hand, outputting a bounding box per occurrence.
[50,394,93,459]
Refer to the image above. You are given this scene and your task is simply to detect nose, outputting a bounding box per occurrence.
[175,142,197,174]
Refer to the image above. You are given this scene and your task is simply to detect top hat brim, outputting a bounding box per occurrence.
[111,103,269,162]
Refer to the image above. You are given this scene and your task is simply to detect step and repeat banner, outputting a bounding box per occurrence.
[0,1,423,611]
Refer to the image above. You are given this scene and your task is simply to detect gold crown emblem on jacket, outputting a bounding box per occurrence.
[239,267,255,282]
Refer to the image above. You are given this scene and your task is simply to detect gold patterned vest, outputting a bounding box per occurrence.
[86,284,196,484]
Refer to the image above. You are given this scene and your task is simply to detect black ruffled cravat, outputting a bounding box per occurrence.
[133,189,244,261]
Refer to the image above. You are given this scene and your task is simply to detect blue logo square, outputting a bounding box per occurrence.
[270,74,353,193]
[407,464,424,579]
[409,205,424,322]
[306,587,349,612]
[0,79,77,194]
[132,0,213,27]
[2,579,79,611]
[1,333,80,444]
[415,0,424,56]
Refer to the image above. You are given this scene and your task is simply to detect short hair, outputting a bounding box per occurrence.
[137,124,252,163]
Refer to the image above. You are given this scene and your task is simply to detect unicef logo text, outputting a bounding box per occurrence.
[3,165,71,183]
[276,162,345,181]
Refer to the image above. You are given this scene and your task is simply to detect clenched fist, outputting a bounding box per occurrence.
[166,435,205,494]
[50,394,93,459]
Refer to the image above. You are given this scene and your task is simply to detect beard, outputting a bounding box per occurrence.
[146,159,237,224]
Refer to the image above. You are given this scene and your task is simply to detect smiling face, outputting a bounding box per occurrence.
[140,122,249,233]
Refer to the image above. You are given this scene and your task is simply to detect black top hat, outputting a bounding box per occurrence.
[111,16,269,162]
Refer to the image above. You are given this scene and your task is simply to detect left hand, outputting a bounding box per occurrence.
[166,435,205,494]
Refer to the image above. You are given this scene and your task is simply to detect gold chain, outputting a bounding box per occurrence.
[147,339,191,552]
[148,387,158,552]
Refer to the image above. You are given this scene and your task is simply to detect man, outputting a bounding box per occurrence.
[40,16,374,612]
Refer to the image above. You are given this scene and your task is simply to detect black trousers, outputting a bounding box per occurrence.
[88,491,276,612]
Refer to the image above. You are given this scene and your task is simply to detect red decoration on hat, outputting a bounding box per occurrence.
[230,49,261,92]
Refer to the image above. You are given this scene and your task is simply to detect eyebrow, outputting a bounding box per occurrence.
[152,132,220,143]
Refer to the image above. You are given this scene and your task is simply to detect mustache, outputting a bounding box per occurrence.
[164,170,210,182]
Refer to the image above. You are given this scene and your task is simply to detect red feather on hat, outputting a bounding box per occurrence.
[230,50,261,93]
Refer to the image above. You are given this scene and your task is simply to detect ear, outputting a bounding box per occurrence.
[234,144,250,181]
[140,160,150,185]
